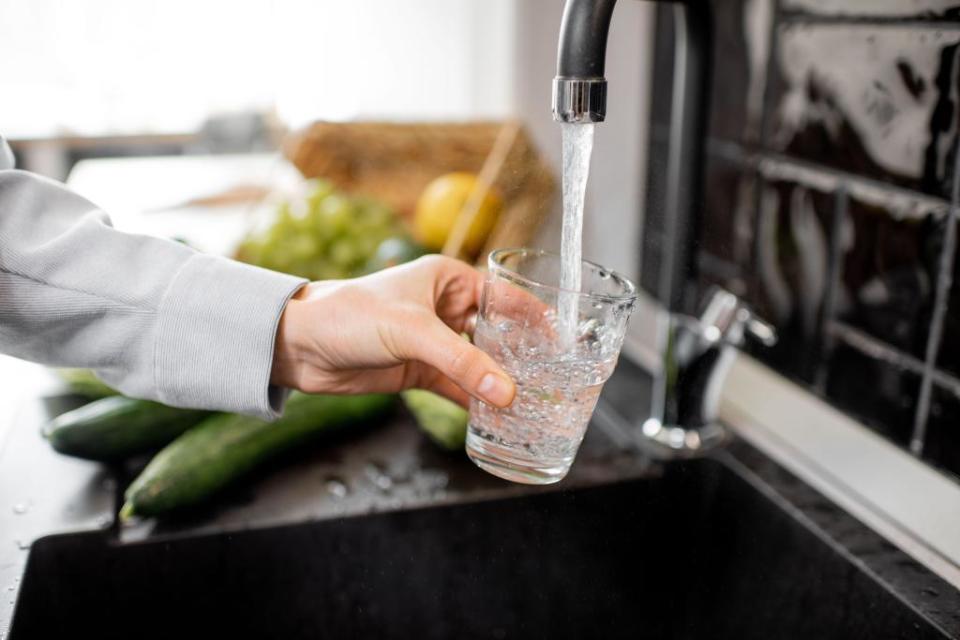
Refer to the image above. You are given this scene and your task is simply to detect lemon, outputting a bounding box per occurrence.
[413,172,502,254]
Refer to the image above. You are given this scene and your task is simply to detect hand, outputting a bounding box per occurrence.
[270,255,516,408]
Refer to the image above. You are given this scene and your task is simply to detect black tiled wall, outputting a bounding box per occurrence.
[649,0,960,481]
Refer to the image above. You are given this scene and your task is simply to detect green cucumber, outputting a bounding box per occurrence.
[401,389,468,451]
[55,368,119,399]
[43,396,210,462]
[121,392,395,519]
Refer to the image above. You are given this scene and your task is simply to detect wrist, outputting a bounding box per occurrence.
[270,290,311,389]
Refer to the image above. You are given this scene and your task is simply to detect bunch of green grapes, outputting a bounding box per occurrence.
[237,180,403,280]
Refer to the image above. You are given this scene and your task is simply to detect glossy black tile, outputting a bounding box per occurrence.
[923,386,960,480]
[837,198,940,359]
[934,221,960,377]
[823,341,920,448]
[767,23,960,198]
[699,154,755,268]
[746,177,835,380]
[783,0,960,20]
[646,0,960,471]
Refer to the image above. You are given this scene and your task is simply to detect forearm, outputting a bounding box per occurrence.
[0,168,306,419]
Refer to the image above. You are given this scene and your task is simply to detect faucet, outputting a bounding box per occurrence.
[552,0,773,457]
[552,0,712,314]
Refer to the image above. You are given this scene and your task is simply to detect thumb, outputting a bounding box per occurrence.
[406,318,515,408]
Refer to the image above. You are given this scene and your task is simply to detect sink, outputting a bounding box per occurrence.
[8,457,949,639]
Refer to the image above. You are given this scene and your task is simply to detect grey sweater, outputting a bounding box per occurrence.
[0,136,307,419]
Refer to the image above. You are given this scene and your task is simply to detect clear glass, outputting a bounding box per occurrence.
[466,248,637,484]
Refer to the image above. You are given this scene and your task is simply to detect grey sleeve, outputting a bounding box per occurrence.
[0,151,307,420]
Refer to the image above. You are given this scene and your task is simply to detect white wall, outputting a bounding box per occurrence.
[0,0,516,138]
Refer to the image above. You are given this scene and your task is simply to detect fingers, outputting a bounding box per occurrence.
[462,312,478,337]
[423,375,472,409]
[402,316,515,408]
[418,254,486,311]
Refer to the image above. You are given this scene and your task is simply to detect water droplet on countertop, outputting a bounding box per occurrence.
[11,503,27,515]
[324,478,348,499]
[364,462,394,492]
[379,497,405,510]
[413,469,450,498]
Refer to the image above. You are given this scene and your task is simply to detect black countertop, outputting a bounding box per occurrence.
[1,361,958,637]
[0,364,658,634]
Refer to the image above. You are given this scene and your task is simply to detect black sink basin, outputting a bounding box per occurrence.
[9,457,949,639]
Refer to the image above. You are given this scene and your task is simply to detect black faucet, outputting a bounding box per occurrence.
[552,0,713,314]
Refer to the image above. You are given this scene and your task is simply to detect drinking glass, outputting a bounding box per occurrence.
[466,248,637,484]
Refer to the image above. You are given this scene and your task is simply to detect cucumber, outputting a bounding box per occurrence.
[55,368,119,399]
[120,392,395,519]
[401,389,468,451]
[43,396,210,462]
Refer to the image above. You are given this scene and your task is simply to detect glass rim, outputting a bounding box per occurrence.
[487,247,638,303]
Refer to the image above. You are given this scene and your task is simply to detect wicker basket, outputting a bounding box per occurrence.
[282,120,556,263]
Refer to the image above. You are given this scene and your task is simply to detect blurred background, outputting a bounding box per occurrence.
[1,0,652,278]
[4,2,960,635]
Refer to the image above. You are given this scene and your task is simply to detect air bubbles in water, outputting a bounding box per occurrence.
[578,318,602,346]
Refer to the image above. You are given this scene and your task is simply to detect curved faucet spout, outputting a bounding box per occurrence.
[552,0,617,123]
[556,0,618,79]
